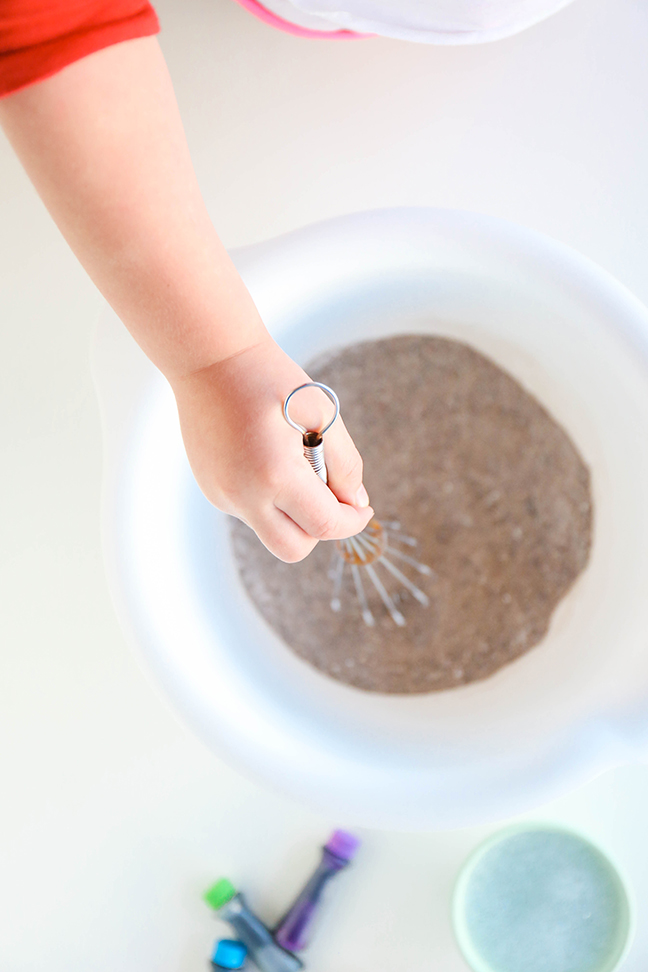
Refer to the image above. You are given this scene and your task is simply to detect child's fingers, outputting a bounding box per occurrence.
[274,465,374,543]
[252,508,318,563]
[320,417,370,509]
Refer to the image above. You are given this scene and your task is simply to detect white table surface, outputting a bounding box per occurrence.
[2,0,648,968]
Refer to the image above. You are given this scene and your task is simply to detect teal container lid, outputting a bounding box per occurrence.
[453,824,635,972]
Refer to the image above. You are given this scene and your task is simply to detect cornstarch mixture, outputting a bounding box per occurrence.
[230,335,593,694]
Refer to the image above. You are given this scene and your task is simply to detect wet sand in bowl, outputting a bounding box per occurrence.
[230,335,593,694]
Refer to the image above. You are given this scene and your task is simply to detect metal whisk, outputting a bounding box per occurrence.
[283,382,433,627]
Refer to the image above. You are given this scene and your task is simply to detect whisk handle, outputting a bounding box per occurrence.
[302,432,327,483]
[283,382,339,485]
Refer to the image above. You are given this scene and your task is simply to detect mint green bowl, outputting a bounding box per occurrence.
[453,824,634,972]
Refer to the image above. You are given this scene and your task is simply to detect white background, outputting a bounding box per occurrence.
[2,0,648,968]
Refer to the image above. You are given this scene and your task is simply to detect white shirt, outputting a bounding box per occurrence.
[260,0,578,43]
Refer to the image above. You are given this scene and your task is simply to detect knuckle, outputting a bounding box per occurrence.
[311,512,338,540]
[265,467,288,496]
[218,481,241,508]
[339,451,363,483]
[268,463,303,504]
[261,516,317,563]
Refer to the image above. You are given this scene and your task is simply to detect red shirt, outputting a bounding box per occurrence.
[0,0,160,97]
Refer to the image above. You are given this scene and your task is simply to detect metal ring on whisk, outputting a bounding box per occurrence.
[282,382,340,437]
[283,382,340,484]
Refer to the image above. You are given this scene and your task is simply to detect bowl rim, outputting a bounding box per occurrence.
[95,206,648,828]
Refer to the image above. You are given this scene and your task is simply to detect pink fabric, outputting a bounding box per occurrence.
[230,0,372,39]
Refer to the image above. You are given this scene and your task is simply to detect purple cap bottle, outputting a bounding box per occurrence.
[273,830,361,953]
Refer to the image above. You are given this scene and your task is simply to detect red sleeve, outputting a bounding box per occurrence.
[0,1,160,98]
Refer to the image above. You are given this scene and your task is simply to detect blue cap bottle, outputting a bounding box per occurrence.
[212,939,248,969]
[204,880,303,972]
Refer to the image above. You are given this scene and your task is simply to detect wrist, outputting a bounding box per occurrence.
[167,330,284,396]
[154,272,270,384]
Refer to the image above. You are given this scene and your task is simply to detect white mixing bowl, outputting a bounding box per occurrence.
[94,209,648,830]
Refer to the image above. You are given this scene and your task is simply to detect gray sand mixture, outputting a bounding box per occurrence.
[230,335,593,694]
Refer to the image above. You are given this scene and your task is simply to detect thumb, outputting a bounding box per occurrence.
[323,417,370,509]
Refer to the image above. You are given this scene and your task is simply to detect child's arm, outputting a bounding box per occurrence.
[0,35,372,562]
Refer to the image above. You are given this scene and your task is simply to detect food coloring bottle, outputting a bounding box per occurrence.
[211,938,247,969]
[204,879,303,972]
[274,830,361,952]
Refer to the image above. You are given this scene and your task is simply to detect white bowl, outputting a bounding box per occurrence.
[94,208,648,830]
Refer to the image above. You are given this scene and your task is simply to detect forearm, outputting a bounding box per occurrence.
[0,33,372,561]
[0,35,265,381]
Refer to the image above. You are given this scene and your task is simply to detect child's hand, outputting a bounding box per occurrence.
[0,37,371,564]
[171,337,373,562]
